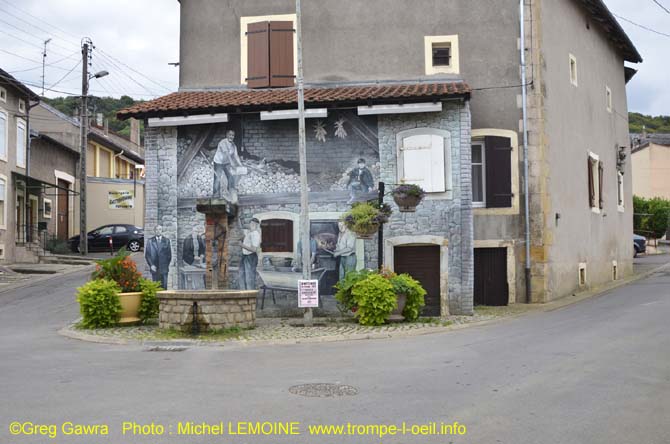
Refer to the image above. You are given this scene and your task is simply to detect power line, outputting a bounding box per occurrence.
[96,48,173,93]
[0,3,81,52]
[94,50,160,96]
[0,48,43,64]
[46,60,81,92]
[0,0,81,42]
[8,51,79,73]
[652,0,670,14]
[613,13,670,38]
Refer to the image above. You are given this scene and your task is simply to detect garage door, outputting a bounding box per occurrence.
[474,248,509,306]
[393,245,441,316]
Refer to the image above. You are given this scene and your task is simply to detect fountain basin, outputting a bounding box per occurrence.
[158,290,258,331]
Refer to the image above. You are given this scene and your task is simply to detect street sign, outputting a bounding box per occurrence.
[298,280,319,308]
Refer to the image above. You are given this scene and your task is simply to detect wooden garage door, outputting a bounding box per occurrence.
[474,248,509,306]
[394,245,441,316]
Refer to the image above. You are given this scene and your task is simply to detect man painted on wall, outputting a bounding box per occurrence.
[331,221,357,280]
[347,158,375,203]
[183,225,206,266]
[212,129,243,202]
[239,218,261,290]
[145,225,172,289]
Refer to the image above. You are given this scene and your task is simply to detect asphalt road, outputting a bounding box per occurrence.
[0,264,669,444]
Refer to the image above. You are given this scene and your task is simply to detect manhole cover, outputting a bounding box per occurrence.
[144,346,188,352]
[289,383,358,397]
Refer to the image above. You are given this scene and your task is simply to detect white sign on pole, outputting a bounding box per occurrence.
[298,280,319,308]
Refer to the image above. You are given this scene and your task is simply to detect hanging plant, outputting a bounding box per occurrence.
[342,202,392,239]
[392,184,426,212]
[313,120,327,142]
[334,117,348,139]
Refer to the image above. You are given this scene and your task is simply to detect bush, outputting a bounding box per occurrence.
[351,274,397,326]
[138,278,162,324]
[634,195,670,238]
[92,248,142,292]
[77,279,122,328]
[334,269,374,313]
[390,273,426,322]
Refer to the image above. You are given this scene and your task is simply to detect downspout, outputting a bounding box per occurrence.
[520,0,532,303]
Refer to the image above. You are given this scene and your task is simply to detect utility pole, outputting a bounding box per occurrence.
[41,38,51,97]
[296,0,312,325]
[79,40,90,256]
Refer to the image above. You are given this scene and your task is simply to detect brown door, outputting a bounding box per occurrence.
[474,248,509,306]
[394,245,441,316]
[57,180,69,240]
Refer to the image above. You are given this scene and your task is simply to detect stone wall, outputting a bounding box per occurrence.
[158,290,256,331]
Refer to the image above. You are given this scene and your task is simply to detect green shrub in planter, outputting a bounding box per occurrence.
[77,279,122,328]
[334,269,374,314]
[390,273,426,321]
[138,278,162,324]
[351,274,397,326]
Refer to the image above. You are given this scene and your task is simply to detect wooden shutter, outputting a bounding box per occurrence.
[401,135,445,193]
[587,157,595,207]
[485,136,513,208]
[261,219,294,253]
[598,161,604,209]
[246,21,270,88]
[269,21,295,87]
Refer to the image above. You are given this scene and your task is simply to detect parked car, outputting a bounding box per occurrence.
[68,225,144,253]
[633,234,647,257]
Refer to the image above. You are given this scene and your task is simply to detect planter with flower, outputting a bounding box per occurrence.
[342,202,392,240]
[392,184,426,212]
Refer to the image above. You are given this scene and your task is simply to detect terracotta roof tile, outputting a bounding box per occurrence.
[117,82,470,120]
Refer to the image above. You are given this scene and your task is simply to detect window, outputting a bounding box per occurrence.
[425,35,460,75]
[95,226,114,236]
[242,15,296,88]
[578,263,587,287]
[617,171,625,212]
[0,175,6,229]
[606,86,612,113]
[0,87,6,103]
[87,145,96,176]
[471,142,486,206]
[16,119,26,168]
[587,152,602,212]
[0,109,7,161]
[98,148,112,178]
[612,261,618,281]
[18,99,26,114]
[569,54,578,86]
[43,198,52,219]
[115,225,128,233]
[399,132,448,194]
[261,219,293,252]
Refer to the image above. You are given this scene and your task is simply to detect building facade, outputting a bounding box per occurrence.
[120,0,640,311]
[631,134,670,201]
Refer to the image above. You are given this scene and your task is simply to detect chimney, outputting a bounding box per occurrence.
[642,125,647,140]
[130,118,140,146]
[104,118,109,136]
[96,113,103,127]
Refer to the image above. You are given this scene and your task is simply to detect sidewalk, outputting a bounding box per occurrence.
[59,253,670,348]
[0,262,95,294]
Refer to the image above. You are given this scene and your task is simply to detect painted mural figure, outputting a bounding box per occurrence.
[347,158,375,203]
[239,218,261,290]
[145,225,172,289]
[183,226,206,266]
[212,130,244,203]
[293,237,318,271]
[331,221,357,280]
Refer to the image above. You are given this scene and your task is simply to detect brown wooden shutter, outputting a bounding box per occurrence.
[587,157,595,207]
[261,219,294,253]
[269,21,295,87]
[247,21,270,88]
[485,136,513,208]
[598,161,604,209]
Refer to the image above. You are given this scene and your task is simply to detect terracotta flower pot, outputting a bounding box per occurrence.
[393,193,423,212]
[354,224,380,240]
[118,292,142,324]
[387,293,407,322]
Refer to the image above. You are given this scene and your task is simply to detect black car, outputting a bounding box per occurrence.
[633,234,647,257]
[68,224,144,253]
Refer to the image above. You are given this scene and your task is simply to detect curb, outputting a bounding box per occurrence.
[0,264,95,295]
[57,260,670,350]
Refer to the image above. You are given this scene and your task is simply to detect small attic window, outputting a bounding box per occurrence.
[0,87,6,103]
[18,99,26,113]
[569,54,578,86]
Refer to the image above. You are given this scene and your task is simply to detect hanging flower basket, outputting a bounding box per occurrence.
[392,184,426,212]
[343,202,391,240]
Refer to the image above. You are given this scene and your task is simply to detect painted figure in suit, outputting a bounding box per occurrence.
[145,225,172,289]
[183,226,206,266]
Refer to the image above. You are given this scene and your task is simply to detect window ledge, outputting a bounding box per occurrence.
[591,207,601,214]
[617,205,625,213]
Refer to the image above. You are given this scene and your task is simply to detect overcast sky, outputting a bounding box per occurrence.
[0,0,667,115]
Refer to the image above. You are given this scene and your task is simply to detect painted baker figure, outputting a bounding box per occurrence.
[145,225,172,289]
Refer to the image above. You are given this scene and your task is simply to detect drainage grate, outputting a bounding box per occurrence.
[289,383,358,398]
[144,346,188,352]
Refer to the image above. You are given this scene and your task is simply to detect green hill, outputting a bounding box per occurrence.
[629,112,670,134]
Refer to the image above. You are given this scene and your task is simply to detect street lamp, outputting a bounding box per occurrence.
[79,38,109,255]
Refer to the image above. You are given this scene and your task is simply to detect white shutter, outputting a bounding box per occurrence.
[400,134,445,193]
